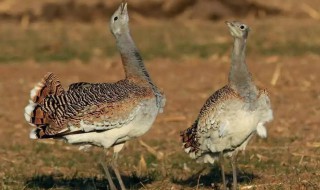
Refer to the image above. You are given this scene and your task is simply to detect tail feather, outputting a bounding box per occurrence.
[24,72,64,138]
[31,72,64,104]
[180,122,200,154]
[29,126,53,139]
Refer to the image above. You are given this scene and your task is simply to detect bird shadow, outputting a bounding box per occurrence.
[25,172,155,190]
[172,165,258,189]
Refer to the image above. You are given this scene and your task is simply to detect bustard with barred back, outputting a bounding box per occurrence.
[180,21,273,190]
[24,3,165,190]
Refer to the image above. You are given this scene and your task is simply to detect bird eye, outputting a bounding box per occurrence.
[240,25,245,30]
[114,16,118,21]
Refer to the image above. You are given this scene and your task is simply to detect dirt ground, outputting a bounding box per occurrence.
[0,13,320,190]
[1,51,320,189]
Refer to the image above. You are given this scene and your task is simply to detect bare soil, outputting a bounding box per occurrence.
[0,50,320,189]
[0,3,319,189]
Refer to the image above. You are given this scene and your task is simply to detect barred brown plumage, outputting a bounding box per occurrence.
[28,78,155,137]
[181,85,240,154]
[180,21,273,190]
[24,3,165,190]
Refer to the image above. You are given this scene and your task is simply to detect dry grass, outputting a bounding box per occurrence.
[0,17,320,63]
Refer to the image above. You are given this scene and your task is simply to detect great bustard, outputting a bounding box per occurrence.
[180,21,273,190]
[24,3,165,190]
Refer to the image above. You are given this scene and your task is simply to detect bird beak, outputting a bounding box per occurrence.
[121,2,128,15]
[225,21,238,35]
[225,21,234,28]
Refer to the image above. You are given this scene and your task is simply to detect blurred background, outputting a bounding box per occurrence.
[0,0,319,61]
[0,0,319,189]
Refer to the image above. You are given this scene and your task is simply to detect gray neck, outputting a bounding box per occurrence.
[116,31,164,108]
[228,37,257,101]
[116,32,152,83]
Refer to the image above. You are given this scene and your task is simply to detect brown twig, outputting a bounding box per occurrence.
[291,152,320,158]
[139,140,164,160]
[270,63,282,86]
[301,3,320,20]
[240,183,283,189]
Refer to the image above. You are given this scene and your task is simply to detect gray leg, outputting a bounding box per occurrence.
[112,143,126,190]
[231,153,238,190]
[219,152,227,190]
[100,161,117,190]
[100,149,117,190]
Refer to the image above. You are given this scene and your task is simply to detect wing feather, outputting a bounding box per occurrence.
[181,85,240,156]
[29,78,152,138]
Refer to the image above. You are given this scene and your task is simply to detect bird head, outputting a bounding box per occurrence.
[110,2,129,37]
[225,21,250,39]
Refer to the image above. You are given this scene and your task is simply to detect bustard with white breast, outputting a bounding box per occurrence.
[24,3,165,190]
[181,21,273,190]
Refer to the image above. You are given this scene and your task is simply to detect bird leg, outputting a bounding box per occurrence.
[111,143,126,190]
[100,149,117,190]
[219,152,227,190]
[100,161,117,190]
[231,153,238,190]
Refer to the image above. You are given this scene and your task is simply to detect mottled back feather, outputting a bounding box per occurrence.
[181,85,240,153]
[27,73,154,138]
[25,3,166,148]
[181,85,272,158]
[181,21,273,163]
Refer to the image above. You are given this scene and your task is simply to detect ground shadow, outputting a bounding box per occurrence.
[25,172,155,190]
[172,165,258,189]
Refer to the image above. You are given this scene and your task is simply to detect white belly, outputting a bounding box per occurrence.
[196,100,273,163]
[64,98,160,148]
[206,110,260,152]
[126,98,159,137]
